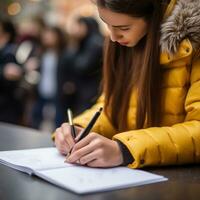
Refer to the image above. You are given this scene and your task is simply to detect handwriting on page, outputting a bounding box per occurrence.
[0,147,167,194]
[0,148,72,170]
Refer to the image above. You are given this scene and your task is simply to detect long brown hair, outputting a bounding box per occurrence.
[96,0,170,131]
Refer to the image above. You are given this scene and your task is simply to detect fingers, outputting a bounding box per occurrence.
[67,135,102,164]
[79,150,100,165]
[55,126,70,155]
[55,130,68,155]
[78,149,105,167]
[67,143,94,163]
[86,149,106,167]
[73,132,98,153]
[61,123,75,149]
[54,123,78,155]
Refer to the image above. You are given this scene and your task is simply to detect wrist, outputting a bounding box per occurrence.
[116,140,134,166]
[114,141,124,166]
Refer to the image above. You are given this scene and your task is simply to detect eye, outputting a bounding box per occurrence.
[119,27,130,31]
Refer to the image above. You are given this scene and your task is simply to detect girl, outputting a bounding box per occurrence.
[54,0,200,168]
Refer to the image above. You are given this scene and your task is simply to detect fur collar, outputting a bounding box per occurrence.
[160,0,200,54]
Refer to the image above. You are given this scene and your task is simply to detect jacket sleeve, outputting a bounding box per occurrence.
[113,56,200,168]
[73,95,117,139]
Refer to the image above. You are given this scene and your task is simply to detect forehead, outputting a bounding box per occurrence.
[98,7,137,26]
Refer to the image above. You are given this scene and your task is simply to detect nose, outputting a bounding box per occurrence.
[109,28,122,42]
[110,32,118,42]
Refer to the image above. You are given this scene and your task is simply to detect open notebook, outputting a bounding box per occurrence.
[0,147,167,194]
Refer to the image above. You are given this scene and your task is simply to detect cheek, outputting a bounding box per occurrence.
[127,29,146,46]
[125,32,139,45]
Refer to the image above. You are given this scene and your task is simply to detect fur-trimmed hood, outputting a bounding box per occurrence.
[160,0,200,54]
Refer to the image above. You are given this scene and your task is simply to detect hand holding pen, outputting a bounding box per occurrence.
[54,111,83,155]
[55,107,123,167]
[65,107,103,161]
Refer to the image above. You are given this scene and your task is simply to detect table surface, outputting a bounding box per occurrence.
[0,122,199,200]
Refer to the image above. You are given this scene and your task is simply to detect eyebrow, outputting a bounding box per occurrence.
[100,17,131,28]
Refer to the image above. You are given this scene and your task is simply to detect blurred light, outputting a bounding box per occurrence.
[7,2,21,16]
[25,71,40,85]
[79,5,95,17]
[16,41,33,65]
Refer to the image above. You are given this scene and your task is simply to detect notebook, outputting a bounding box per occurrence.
[0,147,167,194]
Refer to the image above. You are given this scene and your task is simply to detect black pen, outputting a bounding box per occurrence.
[76,107,103,142]
[67,109,76,139]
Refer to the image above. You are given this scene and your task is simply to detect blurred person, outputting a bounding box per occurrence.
[15,17,46,126]
[59,16,104,116]
[31,26,66,130]
[0,18,24,124]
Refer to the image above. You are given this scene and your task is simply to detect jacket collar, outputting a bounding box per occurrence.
[160,0,200,56]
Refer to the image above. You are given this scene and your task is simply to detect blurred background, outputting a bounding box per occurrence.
[0,0,106,133]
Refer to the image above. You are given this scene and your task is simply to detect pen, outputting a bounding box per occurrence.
[67,109,76,139]
[64,107,102,162]
[76,107,103,142]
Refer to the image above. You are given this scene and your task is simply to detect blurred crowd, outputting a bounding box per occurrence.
[0,16,104,131]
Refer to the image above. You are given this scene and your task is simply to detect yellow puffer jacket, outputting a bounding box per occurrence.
[73,0,200,168]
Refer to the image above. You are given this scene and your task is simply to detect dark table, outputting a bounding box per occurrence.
[0,122,199,200]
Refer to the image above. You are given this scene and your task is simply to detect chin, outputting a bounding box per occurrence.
[126,43,135,47]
